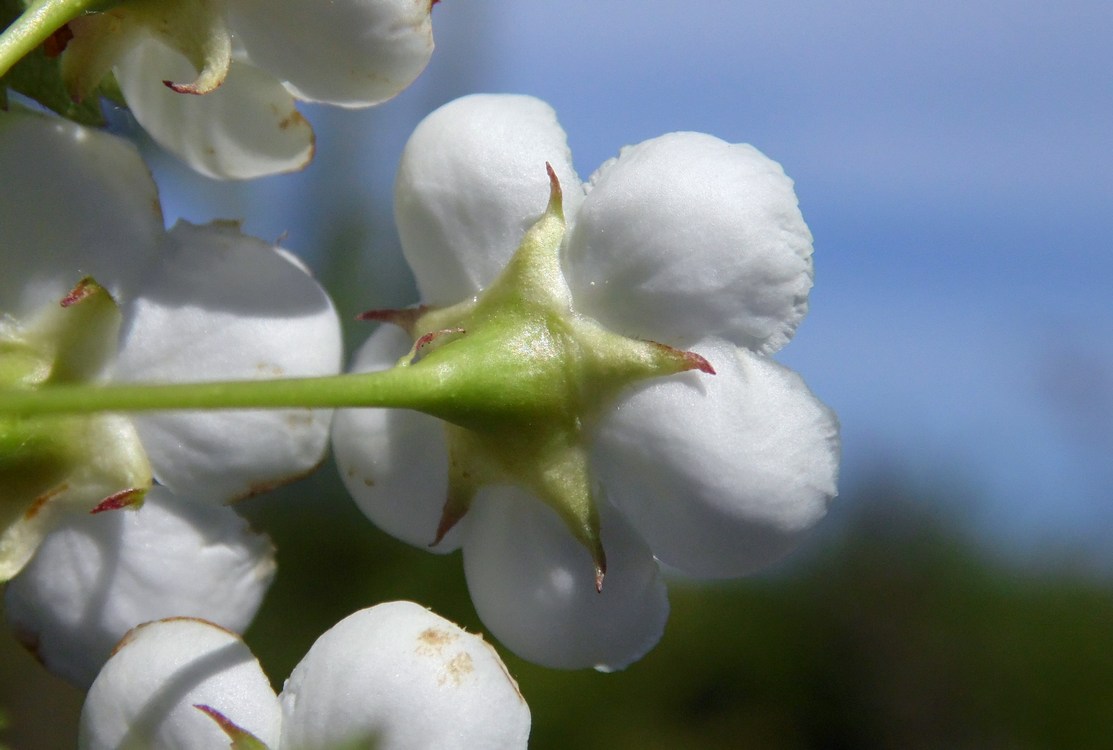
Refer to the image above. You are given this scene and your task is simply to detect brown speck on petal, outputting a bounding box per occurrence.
[24,484,67,520]
[278,111,308,131]
[438,651,474,687]
[416,627,456,654]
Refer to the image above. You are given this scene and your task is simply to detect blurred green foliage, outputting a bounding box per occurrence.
[3,469,1112,749]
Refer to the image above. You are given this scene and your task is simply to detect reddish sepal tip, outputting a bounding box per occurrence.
[687,351,716,375]
[163,80,205,95]
[90,488,144,514]
[356,305,429,333]
[60,277,97,308]
[43,25,74,58]
[544,162,562,205]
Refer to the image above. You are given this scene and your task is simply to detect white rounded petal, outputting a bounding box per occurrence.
[280,601,530,750]
[116,37,314,180]
[230,0,433,107]
[5,487,274,689]
[332,325,461,552]
[592,337,840,578]
[565,132,814,353]
[0,109,163,316]
[116,221,342,501]
[463,489,668,671]
[79,618,281,750]
[395,93,583,304]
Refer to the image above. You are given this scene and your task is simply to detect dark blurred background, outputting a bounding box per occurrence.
[5,469,1113,748]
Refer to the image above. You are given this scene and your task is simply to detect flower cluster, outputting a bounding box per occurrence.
[332,93,841,670]
[1,3,844,738]
[1,108,339,678]
[80,602,530,749]
[58,0,437,178]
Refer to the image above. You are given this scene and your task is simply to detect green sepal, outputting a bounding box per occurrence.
[388,165,713,587]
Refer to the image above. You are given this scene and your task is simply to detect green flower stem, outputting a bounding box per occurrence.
[0,366,453,417]
[0,0,103,78]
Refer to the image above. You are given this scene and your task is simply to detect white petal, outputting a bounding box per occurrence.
[463,488,668,671]
[115,37,314,180]
[116,221,342,501]
[229,0,433,107]
[592,337,840,578]
[395,93,583,304]
[280,601,530,750]
[565,132,814,353]
[0,109,163,317]
[79,618,281,750]
[332,325,462,552]
[5,487,274,688]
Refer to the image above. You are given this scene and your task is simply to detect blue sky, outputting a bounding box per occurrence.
[155,1,1113,561]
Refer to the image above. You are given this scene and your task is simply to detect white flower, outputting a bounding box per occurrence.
[332,94,840,670]
[5,487,276,688]
[60,0,437,179]
[0,108,342,579]
[79,603,531,750]
[79,617,283,750]
[280,601,531,750]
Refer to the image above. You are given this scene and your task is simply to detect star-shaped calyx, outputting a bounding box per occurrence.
[361,165,713,590]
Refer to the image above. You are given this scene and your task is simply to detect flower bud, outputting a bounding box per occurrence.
[79,618,281,750]
[280,601,530,749]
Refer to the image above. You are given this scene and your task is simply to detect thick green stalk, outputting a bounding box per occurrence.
[0,0,101,77]
[0,367,451,417]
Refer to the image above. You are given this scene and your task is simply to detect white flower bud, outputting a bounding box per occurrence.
[280,601,531,750]
[79,618,281,750]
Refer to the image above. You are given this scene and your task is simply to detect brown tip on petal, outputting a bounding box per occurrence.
[60,277,96,307]
[90,487,144,514]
